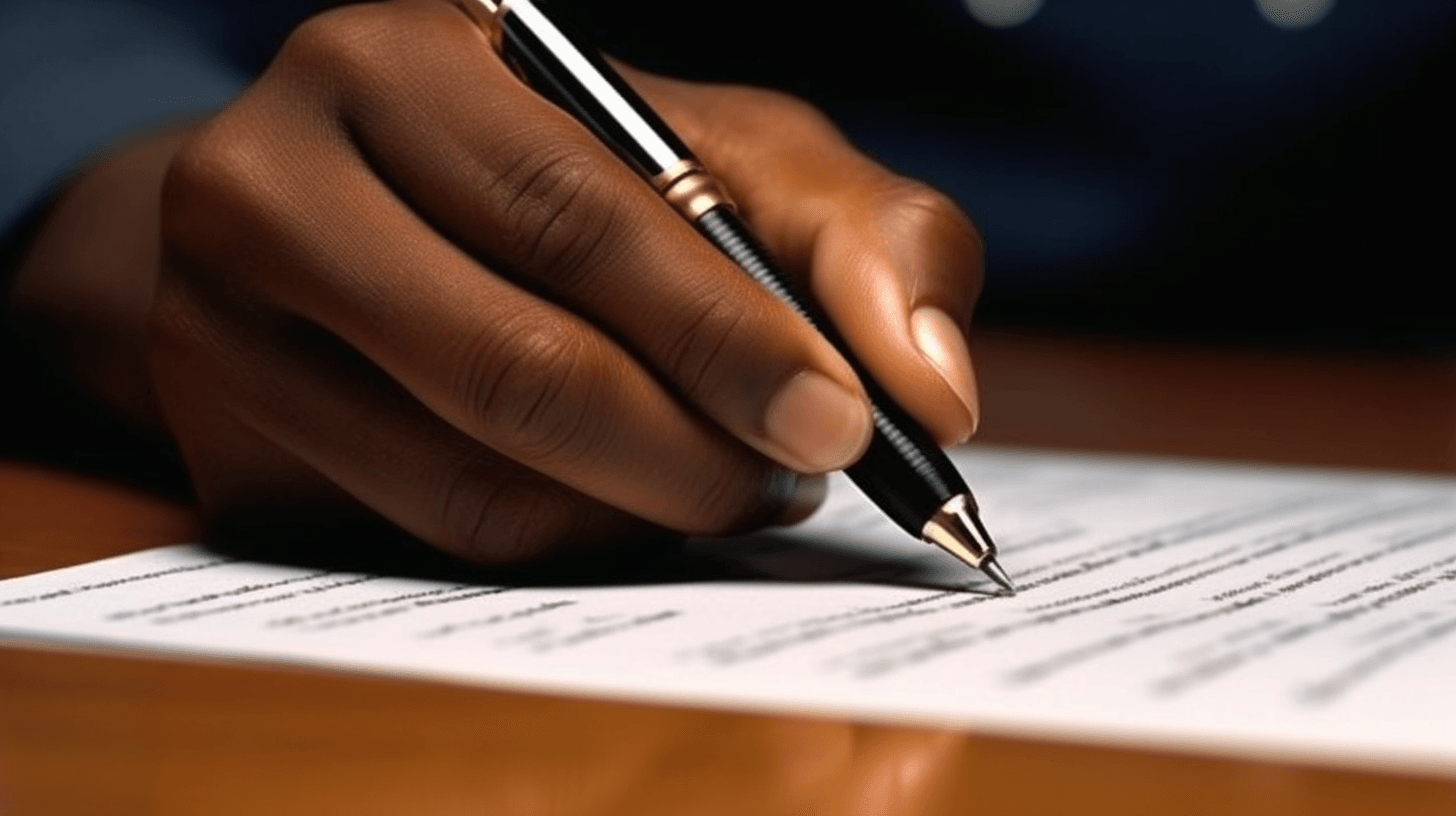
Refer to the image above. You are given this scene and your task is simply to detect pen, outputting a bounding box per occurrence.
[454,0,1016,594]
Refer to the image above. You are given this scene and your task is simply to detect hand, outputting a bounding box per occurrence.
[9,0,984,564]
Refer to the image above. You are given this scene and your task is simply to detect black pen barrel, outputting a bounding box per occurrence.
[695,208,969,535]
[482,0,974,538]
[496,1,691,179]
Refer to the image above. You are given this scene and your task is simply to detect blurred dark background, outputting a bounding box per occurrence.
[2,0,1454,491]
[570,0,1456,350]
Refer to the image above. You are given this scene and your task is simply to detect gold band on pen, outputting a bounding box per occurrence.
[652,160,736,222]
[453,3,734,223]
[454,0,507,48]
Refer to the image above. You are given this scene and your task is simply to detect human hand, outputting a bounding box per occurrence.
[13,0,984,564]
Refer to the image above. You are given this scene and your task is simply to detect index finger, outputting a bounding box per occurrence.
[306,0,878,475]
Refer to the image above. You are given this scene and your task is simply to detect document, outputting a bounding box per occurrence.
[2,448,1454,777]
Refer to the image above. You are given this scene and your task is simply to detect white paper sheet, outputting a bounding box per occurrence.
[3,448,1455,777]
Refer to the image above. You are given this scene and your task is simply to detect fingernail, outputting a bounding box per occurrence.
[767,471,829,525]
[910,306,979,439]
[762,371,872,473]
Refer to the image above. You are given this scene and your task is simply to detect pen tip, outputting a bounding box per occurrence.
[980,557,1018,595]
[921,494,1016,594]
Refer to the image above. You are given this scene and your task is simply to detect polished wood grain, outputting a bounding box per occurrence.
[0,464,200,581]
[975,330,1456,472]
[3,330,1455,815]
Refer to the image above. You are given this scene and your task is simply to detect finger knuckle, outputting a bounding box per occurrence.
[161,128,256,256]
[161,118,305,281]
[453,316,609,462]
[488,147,624,287]
[658,293,748,404]
[884,182,984,251]
[279,4,402,88]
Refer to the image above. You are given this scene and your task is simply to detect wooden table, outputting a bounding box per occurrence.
[4,329,1455,815]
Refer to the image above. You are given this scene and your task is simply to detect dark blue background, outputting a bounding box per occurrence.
[5,0,1453,345]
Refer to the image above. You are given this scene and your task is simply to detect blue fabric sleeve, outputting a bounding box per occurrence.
[0,0,320,237]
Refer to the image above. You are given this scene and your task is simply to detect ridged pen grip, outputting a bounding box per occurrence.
[695,208,970,535]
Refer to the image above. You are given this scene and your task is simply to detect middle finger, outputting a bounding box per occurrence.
[331,0,874,475]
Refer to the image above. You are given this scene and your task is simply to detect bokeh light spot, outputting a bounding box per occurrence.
[964,0,1044,29]
[1255,0,1337,30]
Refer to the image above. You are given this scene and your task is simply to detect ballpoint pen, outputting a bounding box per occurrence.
[453,0,1016,594]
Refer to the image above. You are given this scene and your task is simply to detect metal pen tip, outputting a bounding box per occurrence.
[979,557,1017,595]
[921,493,1019,596]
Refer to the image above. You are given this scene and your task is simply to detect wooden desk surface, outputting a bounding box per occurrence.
[4,330,1455,815]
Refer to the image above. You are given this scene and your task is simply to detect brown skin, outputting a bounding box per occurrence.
[7,0,984,565]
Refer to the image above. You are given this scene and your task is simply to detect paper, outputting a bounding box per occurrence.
[2,448,1455,777]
